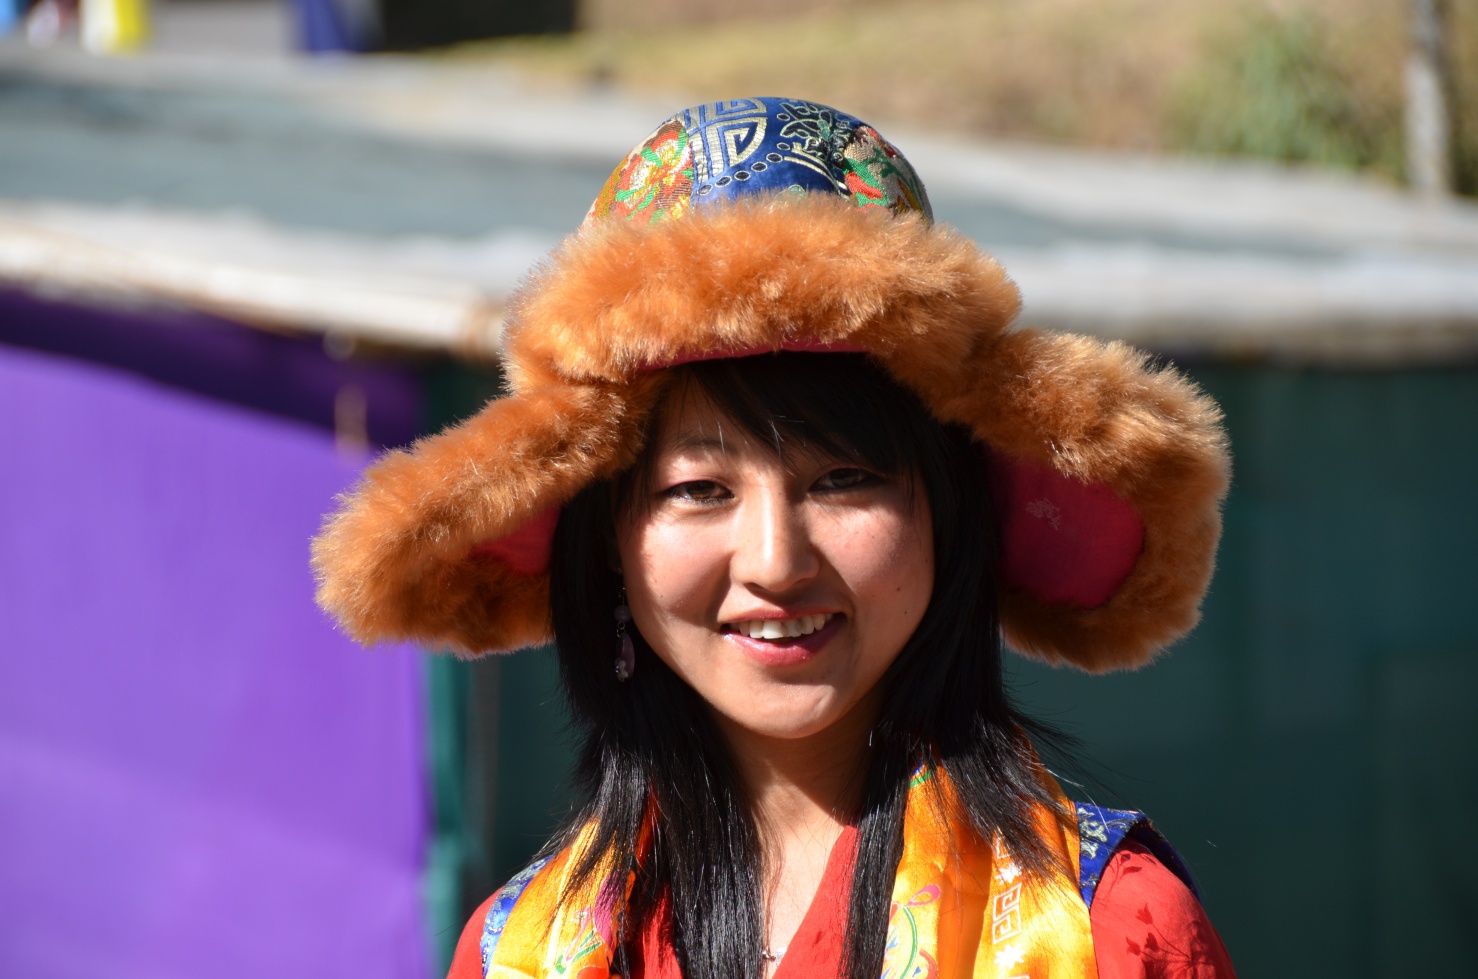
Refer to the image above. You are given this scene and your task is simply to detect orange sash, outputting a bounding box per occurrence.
[483,769,1098,979]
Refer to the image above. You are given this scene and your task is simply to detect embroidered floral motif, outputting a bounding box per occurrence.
[841,125,930,216]
[994,943,1027,970]
[552,908,605,976]
[1024,498,1064,532]
[586,118,694,224]
[880,885,941,979]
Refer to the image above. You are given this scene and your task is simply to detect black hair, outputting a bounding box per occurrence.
[546,352,1068,979]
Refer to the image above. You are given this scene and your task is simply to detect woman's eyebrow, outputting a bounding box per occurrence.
[664,431,729,454]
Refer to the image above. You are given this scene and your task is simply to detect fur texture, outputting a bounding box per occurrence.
[313,196,1229,670]
[312,378,665,654]
[505,197,1016,396]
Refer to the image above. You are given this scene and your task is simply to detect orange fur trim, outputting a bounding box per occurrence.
[504,196,1019,399]
[312,195,1230,670]
[312,378,664,655]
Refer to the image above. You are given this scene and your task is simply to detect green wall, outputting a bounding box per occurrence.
[429,361,1478,976]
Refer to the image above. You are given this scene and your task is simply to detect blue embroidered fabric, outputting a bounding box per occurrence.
[1074,802,1201,909]
[680,98,930,217]
[479,853,554,976]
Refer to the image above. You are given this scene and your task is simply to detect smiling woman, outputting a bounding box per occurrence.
[311,98,1236,979]
[618,358,934,740]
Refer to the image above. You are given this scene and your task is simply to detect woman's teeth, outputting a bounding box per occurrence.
[730,614,834,640]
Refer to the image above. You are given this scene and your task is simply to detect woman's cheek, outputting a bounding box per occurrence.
[833,511,931,589]
[628,521,729,627]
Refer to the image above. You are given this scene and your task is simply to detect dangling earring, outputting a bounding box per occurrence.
[613,589,635,682]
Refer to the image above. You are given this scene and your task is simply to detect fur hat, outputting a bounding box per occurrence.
[312,98,1230,672]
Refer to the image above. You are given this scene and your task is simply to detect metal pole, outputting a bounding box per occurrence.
[1405,0,1453,197]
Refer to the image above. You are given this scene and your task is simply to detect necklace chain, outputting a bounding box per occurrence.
[760,944,787,963]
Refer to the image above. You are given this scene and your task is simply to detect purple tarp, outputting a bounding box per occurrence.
[0,327,431,977]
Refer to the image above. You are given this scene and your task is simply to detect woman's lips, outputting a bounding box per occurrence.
[722,614,844,666]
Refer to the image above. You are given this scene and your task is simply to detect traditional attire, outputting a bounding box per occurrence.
[310,97,1236,979]
[447,772,1234,979]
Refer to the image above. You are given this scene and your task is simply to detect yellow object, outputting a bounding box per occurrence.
[488,769,1100,978]
[81,0,149,54]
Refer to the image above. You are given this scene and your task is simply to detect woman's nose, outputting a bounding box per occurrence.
[731,490,820,595]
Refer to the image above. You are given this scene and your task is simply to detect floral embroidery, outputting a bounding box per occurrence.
[880,885,940,979]
[841,125,930,216]
[587,119,694,224]
[552,908,605,976]
[994,943,1026,970]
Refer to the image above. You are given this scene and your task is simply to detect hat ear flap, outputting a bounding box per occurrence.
[947,329,1231,671]
[990,455,1145,610]
[312,380,661,655]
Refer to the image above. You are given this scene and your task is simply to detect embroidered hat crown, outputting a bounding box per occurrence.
[586,97,931,225]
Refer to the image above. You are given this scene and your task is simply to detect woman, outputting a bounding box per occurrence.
[313,98,1235,979]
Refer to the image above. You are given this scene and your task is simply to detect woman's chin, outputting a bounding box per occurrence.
[711,689,858,744]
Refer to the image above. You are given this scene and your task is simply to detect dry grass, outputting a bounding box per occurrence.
[453,0,1477,187]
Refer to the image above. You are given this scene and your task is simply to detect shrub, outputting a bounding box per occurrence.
[1167,11,1403,179]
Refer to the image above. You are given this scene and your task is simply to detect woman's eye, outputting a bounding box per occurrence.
[816,467,873,491]
[667,480,730,502]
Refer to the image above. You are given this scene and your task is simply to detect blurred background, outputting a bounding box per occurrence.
[1,1,1475,976]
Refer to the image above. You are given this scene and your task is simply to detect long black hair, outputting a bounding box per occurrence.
[546,352,1068,979]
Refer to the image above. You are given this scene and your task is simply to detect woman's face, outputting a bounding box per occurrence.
[616,390,934,743]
